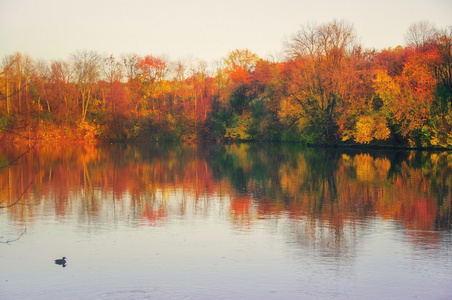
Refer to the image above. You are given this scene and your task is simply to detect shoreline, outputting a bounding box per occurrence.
[3,130,451,152]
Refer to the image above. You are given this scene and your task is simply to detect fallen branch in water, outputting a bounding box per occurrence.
[0,172,37,208]
[0,142,37,170]
[0,228,26,245]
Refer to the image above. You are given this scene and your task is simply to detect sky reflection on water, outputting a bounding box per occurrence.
[1,143,451,299]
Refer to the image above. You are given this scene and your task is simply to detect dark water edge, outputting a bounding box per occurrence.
[312,142,452,152]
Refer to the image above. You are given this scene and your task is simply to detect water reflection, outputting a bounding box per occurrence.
[1,143,451,235]
[1,143,452,299]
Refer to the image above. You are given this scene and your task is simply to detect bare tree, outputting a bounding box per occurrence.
[121,53,138,82]
[285,22,320,60]
[102,54,123,84]
[70,50,101,124]
[286,20,357,62]
[405,20,438,48]
[171,59,188,107]
[33,59,51,113]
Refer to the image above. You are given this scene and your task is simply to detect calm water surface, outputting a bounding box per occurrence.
[1,143,451,299]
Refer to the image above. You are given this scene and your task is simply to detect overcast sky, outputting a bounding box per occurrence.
[1,0,451,63]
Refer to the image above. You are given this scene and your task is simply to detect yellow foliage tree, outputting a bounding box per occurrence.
[352,114,391,144]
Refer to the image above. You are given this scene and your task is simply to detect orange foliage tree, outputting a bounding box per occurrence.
[374,45,440,146]
[282,20,379,144]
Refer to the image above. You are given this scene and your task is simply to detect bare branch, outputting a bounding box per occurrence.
[405,20,438,48]
[0,172,37,208]
[0,228,26,245]
[0,143,37,170]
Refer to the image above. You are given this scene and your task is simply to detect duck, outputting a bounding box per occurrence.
[54,257,67,267]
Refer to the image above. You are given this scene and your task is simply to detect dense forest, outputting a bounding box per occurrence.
[1,20,451,147]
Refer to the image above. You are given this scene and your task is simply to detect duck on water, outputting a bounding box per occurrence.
[54,257,67,267]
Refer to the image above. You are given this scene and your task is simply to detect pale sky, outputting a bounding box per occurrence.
[1,0,451,63]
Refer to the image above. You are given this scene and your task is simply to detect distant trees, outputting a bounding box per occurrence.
[0,19,451,147]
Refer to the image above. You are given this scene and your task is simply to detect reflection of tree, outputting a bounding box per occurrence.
[1,143,450,249]
[209,144,451,235]
[229,195,253,228]
[0,175,36,208]
[0,144,37,244]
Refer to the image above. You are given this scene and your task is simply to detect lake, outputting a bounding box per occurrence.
[1,143,451,299]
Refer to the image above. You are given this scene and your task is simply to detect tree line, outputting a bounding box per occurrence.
[1,20,451,147]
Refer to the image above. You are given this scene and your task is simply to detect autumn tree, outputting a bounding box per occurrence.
[120,53,142,118]
[171,59,188,107]
[47,60,76,125]
[31,59,51,114]
[374,23,452,147]
[1,53,35,118]
[283,20,372,144]
[219,49,259,140]
[374,46,406,77]
[70,50,101,124]
[164,59,191,137]
[96,55,130,140]
[1,56,14,116]
[99,55,124,112]
[436,26,452,102]
[430,26,452,146]
[338,47,391,144]
[373,46,440,146]
[247,59,283,140]
[186,59,214,138]
[136,55,168,114]
[224,49,259,114]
